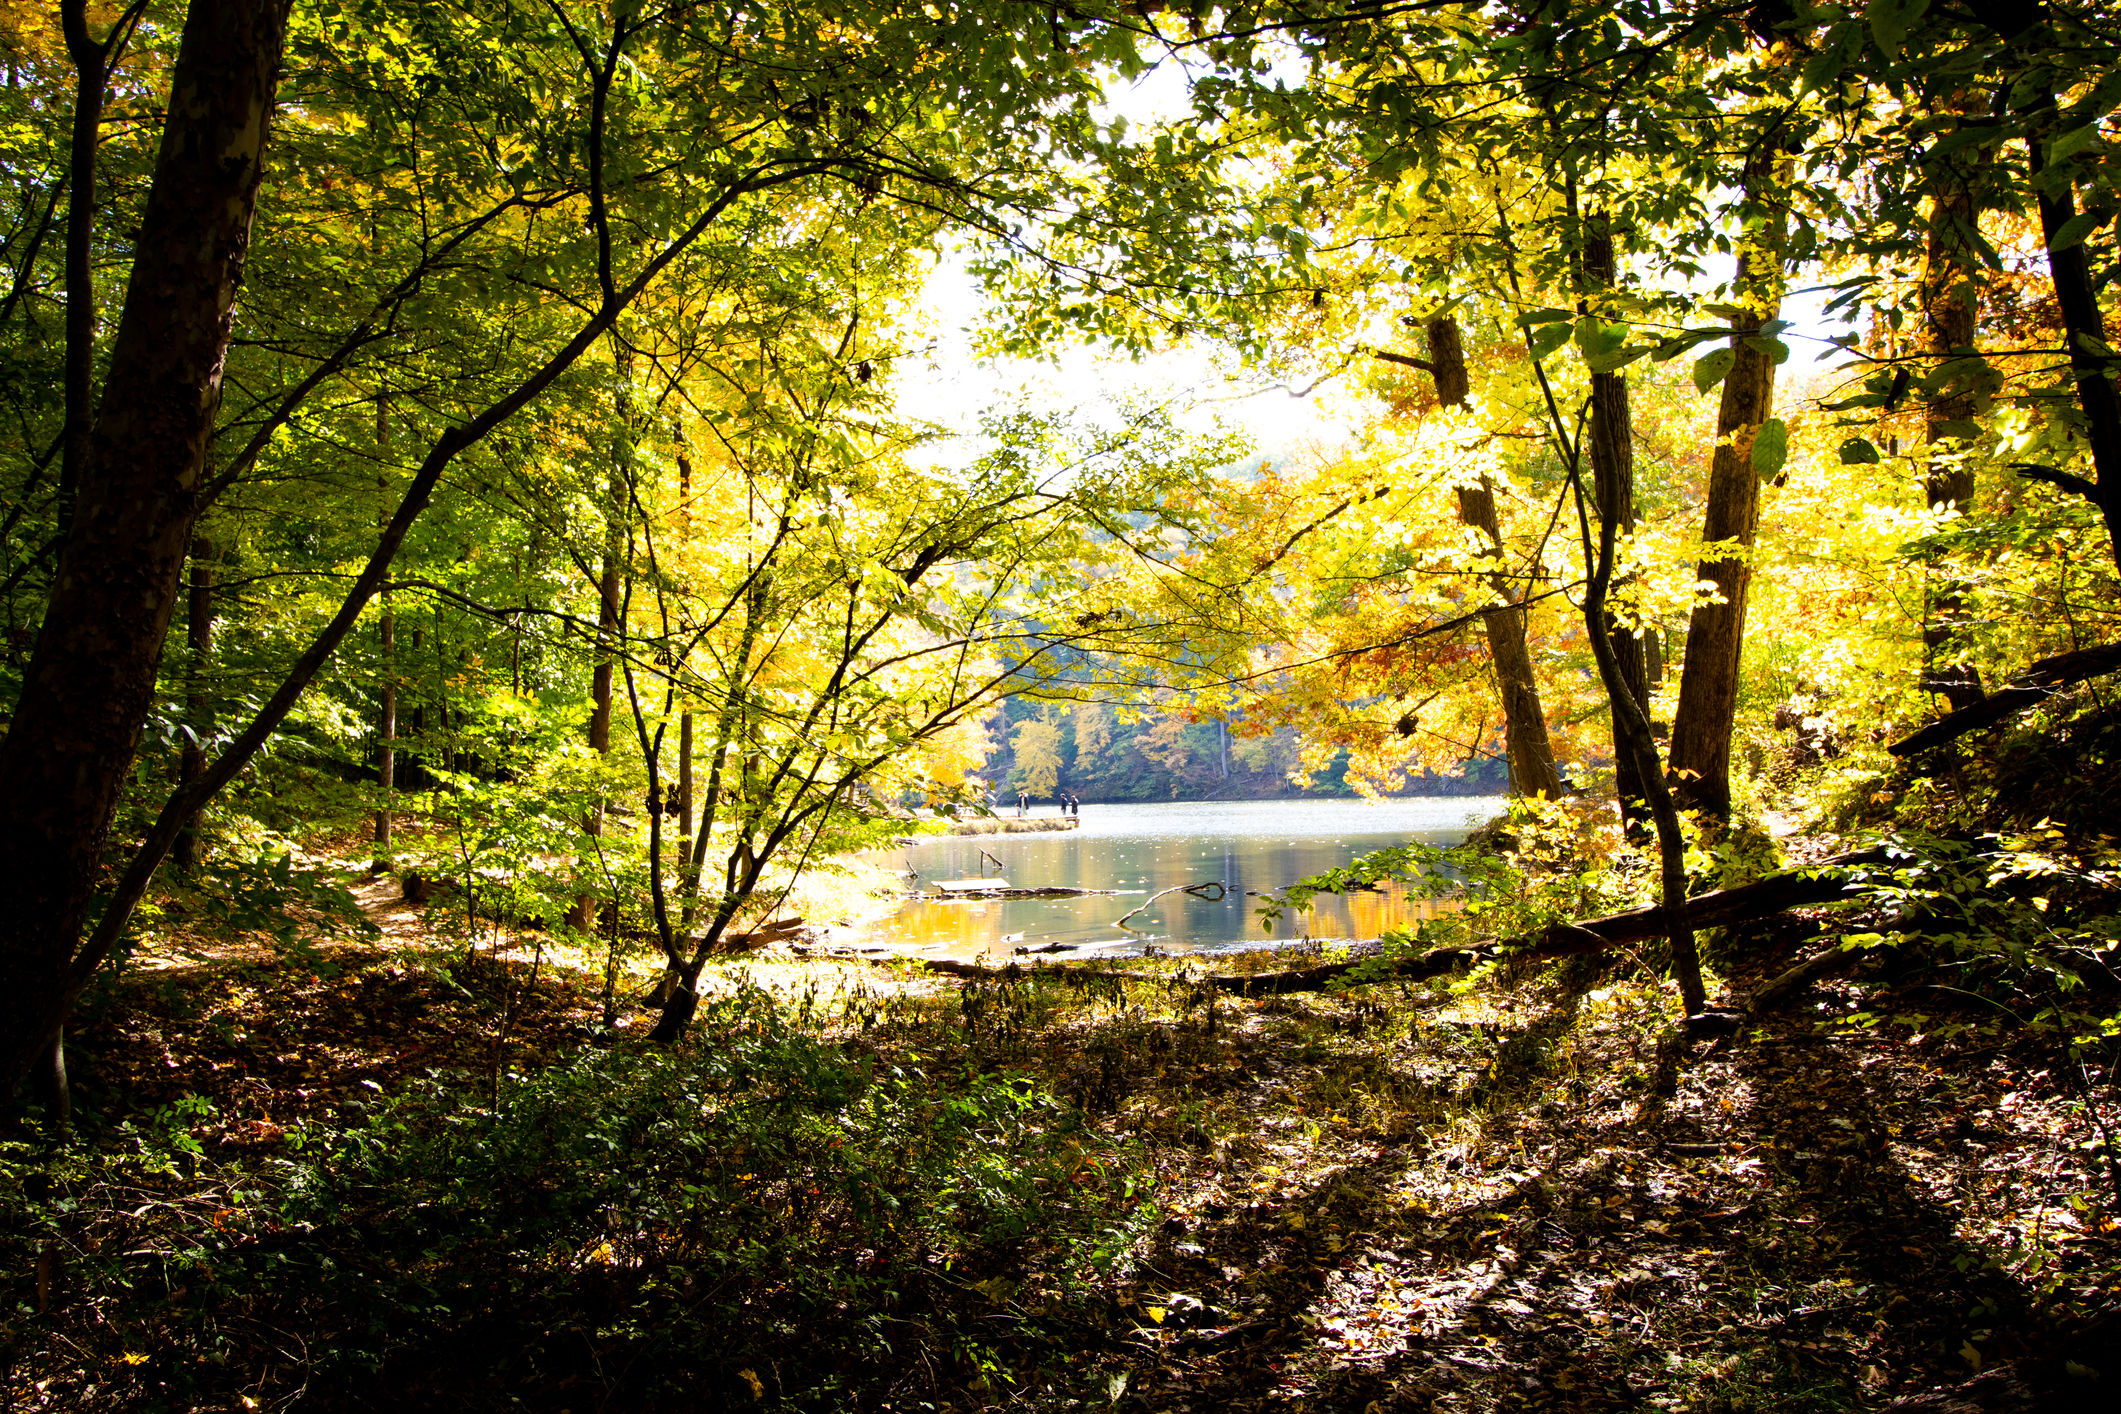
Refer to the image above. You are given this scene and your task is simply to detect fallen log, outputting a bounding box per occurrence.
[1888,641,2121,757]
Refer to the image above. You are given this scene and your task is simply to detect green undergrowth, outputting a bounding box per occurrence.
[8,809,2121,1412]
[3,979,1154,1410]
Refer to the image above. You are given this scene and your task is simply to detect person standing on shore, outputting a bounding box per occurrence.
[1017,792,1027,818]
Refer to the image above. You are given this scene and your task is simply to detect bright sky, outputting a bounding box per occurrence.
[892,59,1860,473]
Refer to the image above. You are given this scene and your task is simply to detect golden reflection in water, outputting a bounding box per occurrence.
[874,867,1466,961]
[862,799,1499,962]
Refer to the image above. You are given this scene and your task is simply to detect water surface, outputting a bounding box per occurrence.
[865,797,1501,961]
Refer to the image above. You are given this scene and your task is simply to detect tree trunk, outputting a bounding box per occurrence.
[173,535,214,875]
[375,598,396,852]
[58,0,142,528]
[569,459,626,933]
[1920,135,1987,711]
[0,0,287,1097]
[1582,229,1654,837]
[1668,161,1787,825]
[1572,456,1708,1017]
[1428,316,1565,799]
[677,710,694,864]
[373,403,396,854]
[2028,134,2121,564]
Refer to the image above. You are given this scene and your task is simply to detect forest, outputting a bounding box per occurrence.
[2,0,2118,1409]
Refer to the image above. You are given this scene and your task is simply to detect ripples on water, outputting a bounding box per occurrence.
[863,797,1504,961]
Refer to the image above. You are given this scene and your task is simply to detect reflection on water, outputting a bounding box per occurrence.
[864,797,1502,961]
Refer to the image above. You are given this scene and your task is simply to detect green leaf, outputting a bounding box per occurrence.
[2047,210,2107,252]
[1751,418,1789,480]
[1931,123,2000,158]
[1652,328,1725,361]
[1526,321,1571,361]
[1575,316,1629,370]
[1839,437,1882,465]
[1693,347,1735,393]
[2048,122,2106,162]
[1868,0,1929,56]
[1742,336,1792,365]
[1516,307,1573,328]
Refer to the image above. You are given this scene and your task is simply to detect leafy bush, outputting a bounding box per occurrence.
[5,986,1144,1408]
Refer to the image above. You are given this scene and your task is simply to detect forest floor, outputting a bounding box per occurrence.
[6,852,2120,1412]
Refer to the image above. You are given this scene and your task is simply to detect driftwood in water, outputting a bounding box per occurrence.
[899,851,1887,998]
[1889,641,2121,757]
[722,916,806,952]
[1115,880,1227,930]
[920,884,1115,900]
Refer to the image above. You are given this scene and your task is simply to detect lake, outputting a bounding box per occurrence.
[863,797,1503,962]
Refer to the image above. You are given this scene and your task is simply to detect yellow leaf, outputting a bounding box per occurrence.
[121,1353,149,1366]
[739,1368,765,1399]
[1144,1305,1167,1324]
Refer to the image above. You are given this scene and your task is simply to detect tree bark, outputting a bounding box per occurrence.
[2028,134,2121,564]
[569,456,626,932]
[677,710,694,864]
[58,0,144,528]
[1920,131,1987,711]
[375,598,396,852]
[1668,161,1787,824]
[1572,444,1708,1016]
[373,403,396,854]
[0,0,288,1095]
[1426,316,1565,799]
[1582,230,1653,836]
[173,536,214,875]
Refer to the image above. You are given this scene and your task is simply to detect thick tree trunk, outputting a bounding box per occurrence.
[1582,232,1653,835]
[1668,164,1787,824]
[0,0,287,1096]
[173,536,214,875]
[1427,316,1565,799]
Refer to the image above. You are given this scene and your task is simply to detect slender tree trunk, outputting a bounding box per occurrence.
[1919,152,1987,711]
[1668,162,1788,825]
[677,710,694,866]
[1571,460,1709,1017]
[1953,1,2121,559]
[2027,134,2121,563]
[570,460,626,932]
[58,0,128,529]
[1578,228,1654,837]
[1428,316,1565,799]
[373,401,396,854]
[174,535,214,875]
[375,599,396,852]
[0,0,288,1098]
